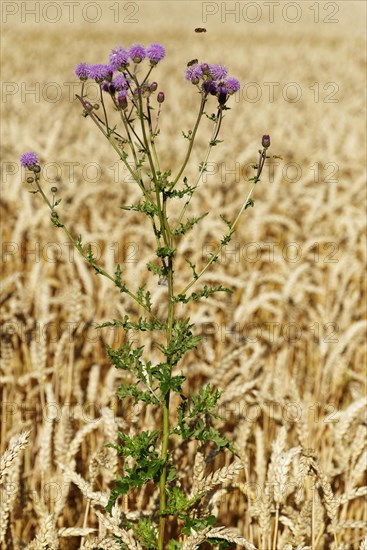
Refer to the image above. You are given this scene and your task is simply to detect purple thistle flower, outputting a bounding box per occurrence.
[75,62,89,81]
[203,81,218,95]
[217,83,228,95]
[129,44,146,63]
[20,151,39,169]
[184,58,239,108]
[146,43,165,65]
[224,77,240,94]
[102,81,115,93]
[209,64,228,80]
[109,46,129,70]
[87,64,114,83]
[185,64,203,84]
[112,73,128,91]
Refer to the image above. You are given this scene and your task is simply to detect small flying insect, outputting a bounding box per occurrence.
[187,59,198,67]
[195,27,207,32]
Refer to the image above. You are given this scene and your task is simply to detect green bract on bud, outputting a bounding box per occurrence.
[157,92,165,103]
[27,177,34,184]
[51,211,59,218]
[262,135,270,148]
[51,187,58,194]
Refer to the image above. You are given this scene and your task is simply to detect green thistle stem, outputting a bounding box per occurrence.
[172,94,207,187]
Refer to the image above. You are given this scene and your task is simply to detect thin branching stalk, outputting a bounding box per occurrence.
[172,106,223,233]
[172,94,207,186]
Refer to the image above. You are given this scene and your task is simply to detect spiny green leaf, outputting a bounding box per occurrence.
[86,244,94,262]
[120,201,157,216]
[220,214,232,229]
[147,261,165,276]
[174,285,233,304]
[181,515,216,535]
[106,342,144,372]
[137,285,153,311]
[221,230,234,246]
[114,430,160,459]
[116,383,159,405]
[171,212,209,237]
[97,315,165,332]
[185,258,198,280]
[156,246,176,258]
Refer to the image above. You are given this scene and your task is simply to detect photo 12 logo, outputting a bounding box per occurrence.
[201,1,340,24]
[1,1,140,24]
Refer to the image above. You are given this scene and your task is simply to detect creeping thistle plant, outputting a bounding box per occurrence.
[21,42,270,549]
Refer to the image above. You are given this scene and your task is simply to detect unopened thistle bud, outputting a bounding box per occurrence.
[157,91,165,103]
[201,63,210,75]
[149,82,158,92]
[262,135,270,148]
[118,91,128,109]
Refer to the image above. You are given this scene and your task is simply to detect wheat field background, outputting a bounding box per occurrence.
[1,1,366,549]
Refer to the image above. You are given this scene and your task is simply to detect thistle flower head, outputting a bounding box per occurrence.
[185,64,204,84]
[224,77,240,94]
[209,64,228,80]
[75,62,89,81]
[20,151,39,169]
[129,44,146,63]
[109,47,129,70]
[146,43,165,65]
[203,81,217,95]
[185,60,240,105]
[217,83,228,95]
[87,63,114,83]
[112,73,129,91]
[102,81,115,93]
